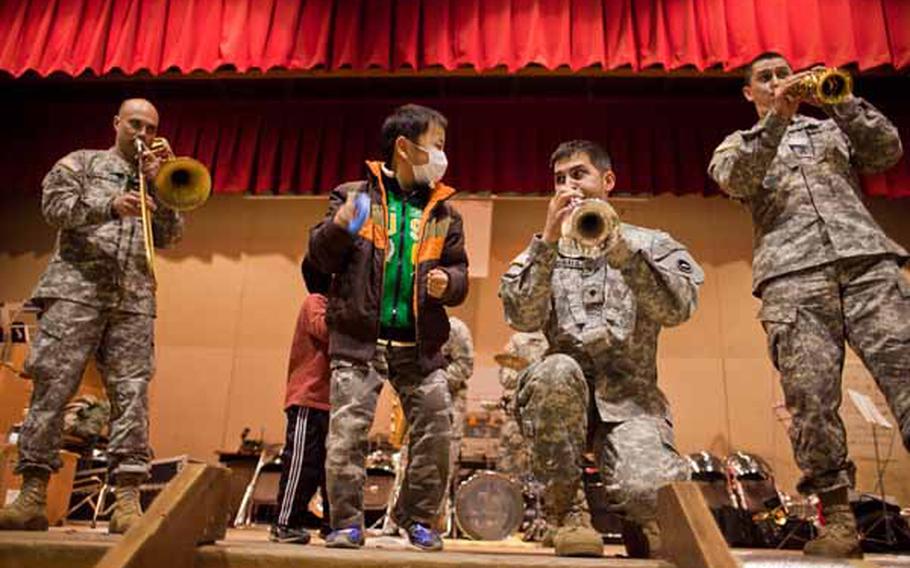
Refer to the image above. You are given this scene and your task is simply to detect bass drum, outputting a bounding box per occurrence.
[454,471,524,541]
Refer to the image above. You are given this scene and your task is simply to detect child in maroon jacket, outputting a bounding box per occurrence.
[270,257,332,544]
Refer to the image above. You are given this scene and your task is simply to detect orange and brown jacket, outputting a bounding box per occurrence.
[308,161,469,373]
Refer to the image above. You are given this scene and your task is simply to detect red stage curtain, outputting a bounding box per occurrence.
[1,0,909,77]
[5,96,909,198]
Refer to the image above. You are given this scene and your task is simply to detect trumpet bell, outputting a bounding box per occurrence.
[155,157,212,211]
[562,198,619,249]
[795,68,853,106]
[815,68,852,105]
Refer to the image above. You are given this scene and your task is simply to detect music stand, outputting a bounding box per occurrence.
[847,389,901,549]
[770,402,818,549]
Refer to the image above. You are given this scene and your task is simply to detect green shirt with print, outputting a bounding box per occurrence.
[380,186,424,331]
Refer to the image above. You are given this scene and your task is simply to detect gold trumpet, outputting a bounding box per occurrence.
[135,137,212,280]
[561,198,620,250]
[790,67,853,105]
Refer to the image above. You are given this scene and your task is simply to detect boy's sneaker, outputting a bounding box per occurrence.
[406,523,443,551]
[269,525,311,545]
[325,526,365,549]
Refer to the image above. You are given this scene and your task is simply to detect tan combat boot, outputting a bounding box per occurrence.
[539,521,557,548]
[109,473,144,535]
[641,519,666,559]
[804,503,863,559]
[553,510,603,557]
[0,470,50,531]
[622,518,666,558]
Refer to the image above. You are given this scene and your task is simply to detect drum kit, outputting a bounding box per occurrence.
[687,450,819,549]
[453,470,525,540]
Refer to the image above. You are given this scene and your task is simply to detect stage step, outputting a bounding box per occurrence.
[3,530,910,568]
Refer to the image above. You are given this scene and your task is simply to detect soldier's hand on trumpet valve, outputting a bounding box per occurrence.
[772,68,832,117]
[543,188,583,244]
[604,229,632,269]
[113,192,157,218]
[770,71,809,120]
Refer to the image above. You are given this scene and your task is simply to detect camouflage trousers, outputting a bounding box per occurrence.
[497,410,531,480]
[517,354,689,525]
[447,390,466,496]
[384,386,465,531]
[326,344,452,529]
[759,256,910,495]
[19,299,154,477]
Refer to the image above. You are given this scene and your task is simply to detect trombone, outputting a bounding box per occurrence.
[134,138,212,281]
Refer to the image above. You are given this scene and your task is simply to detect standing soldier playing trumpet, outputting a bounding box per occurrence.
[0,99,185,534]
[709,53,909,559]
[499,140,702,559]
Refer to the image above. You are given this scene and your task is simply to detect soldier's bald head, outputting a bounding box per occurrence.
[113,98,160,158]
[118,99,158,122]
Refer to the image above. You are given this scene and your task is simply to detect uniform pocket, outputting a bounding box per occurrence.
[893,273,910,341]
[23,304,70,379]
[758,303,799,373]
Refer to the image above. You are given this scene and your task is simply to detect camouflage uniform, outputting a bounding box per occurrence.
[496,332,548,479]
[709,98,910,494]
[19,149,183,478]
[440,317,474,470]
[326,344,452,530]
[384,316,473,531]
[499,228,701,525]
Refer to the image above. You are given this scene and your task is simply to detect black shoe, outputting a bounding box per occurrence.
[269,525,311,545]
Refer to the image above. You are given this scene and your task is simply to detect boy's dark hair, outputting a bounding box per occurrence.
[744,51,788,85]
[550,140,612,172]
[380,104,448,165]
[301,256,331,295]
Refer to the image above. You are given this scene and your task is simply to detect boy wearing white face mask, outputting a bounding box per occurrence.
[308,104,469,552]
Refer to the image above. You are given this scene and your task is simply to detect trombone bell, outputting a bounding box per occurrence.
[155,156,212,212]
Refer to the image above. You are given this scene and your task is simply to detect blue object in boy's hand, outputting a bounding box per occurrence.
[347,192,371,235]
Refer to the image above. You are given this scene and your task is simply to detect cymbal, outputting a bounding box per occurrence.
[494,352,530,371]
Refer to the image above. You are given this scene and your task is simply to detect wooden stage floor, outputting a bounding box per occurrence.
[1,523,909,568]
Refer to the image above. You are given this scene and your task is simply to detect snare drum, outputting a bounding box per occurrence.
[454,470,524,540]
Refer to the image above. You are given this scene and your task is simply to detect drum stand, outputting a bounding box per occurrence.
[442,466,460,538]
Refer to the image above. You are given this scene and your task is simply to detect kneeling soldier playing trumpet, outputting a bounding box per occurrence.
[499,140,703,559]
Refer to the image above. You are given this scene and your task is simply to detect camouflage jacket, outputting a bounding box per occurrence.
[499,225,703,422]
[441,316,474,403]
[708,97,906,295]
[32,149,184,316]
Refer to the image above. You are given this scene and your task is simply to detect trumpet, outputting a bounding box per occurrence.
[790,67,853,105]
[135,137,212,280]
[561,198,620,250]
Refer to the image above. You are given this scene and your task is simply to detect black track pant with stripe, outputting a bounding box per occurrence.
[275,405,330,530]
